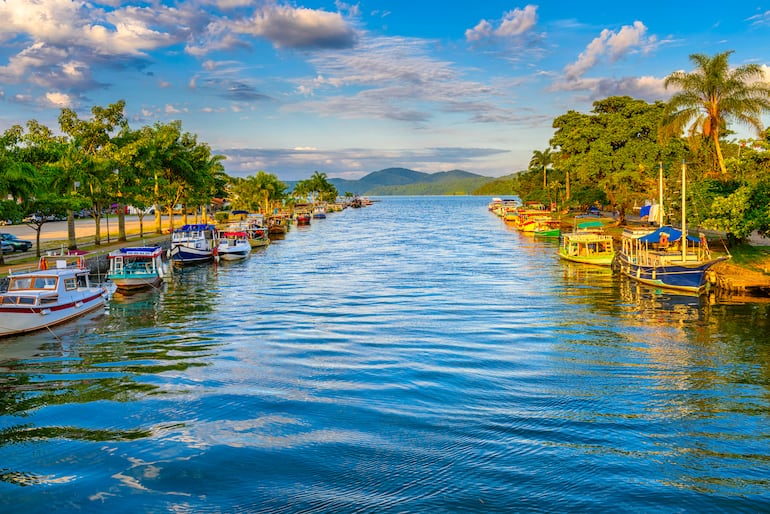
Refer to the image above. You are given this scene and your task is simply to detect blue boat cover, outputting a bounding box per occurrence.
[638,226,700,244]
[176,224,216,232]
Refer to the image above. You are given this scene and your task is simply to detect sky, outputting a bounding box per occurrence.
[1,1,770,181]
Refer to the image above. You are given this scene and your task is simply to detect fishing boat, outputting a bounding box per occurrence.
[616,162,729,294]
[0,255,109,337]
[170,224,218,265]
[558,231,616,266]
[217,231,251,261]
[107,246,166,291]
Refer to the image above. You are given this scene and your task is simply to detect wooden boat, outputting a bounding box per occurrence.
[558,232,615,266]
[616,162,729,294]
[107,246,166,291]
[616,225,728,293]
[267,215,289,235]
[295,211,311,225]
[534,219,561,238]
[0,255,109,337]
[217,231,251,261]
[170,224,218,265]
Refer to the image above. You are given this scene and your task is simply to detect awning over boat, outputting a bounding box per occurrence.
[638,226,700,244]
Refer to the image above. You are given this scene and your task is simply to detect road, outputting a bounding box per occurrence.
[1,215,190,244]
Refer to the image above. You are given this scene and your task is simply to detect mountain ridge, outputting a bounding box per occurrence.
[327,167,499,196]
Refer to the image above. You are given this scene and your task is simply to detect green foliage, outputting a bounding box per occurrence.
[703,181,770,239]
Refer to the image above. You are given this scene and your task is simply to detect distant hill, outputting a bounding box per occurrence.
[328,167,500,196]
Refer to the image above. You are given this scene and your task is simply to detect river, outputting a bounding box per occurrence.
[1,196,769,513]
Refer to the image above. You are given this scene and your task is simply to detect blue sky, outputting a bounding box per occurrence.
[1,1,769,181]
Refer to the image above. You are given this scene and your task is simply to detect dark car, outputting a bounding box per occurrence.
[0,233,33,252]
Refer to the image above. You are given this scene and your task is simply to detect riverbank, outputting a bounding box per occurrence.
[561,215,770,296]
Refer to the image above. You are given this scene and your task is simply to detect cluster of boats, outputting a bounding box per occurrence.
[0,201,368,338]
[490,175,729,296]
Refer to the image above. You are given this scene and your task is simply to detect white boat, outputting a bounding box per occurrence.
[216,231,251,261]
[170,224,218,265]
[0,255,109,337]
[107,246,166,292]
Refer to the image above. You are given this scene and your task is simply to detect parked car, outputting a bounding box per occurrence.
[0,233,33,252]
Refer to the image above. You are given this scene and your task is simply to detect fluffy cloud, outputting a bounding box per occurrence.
[234,5,358,49]
[466,5,538,41]
[564,21,655,80]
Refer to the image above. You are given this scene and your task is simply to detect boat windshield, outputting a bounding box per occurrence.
[8,276,58,290]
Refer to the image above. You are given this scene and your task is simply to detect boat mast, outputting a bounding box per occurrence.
[681,160,687,261]
[658,162,664,228]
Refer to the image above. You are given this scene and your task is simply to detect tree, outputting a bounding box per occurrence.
[661,51,770,176]
[529,148,552,189]
[58,100,127,246]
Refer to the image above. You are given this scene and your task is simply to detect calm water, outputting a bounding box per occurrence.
[1,196,770,513]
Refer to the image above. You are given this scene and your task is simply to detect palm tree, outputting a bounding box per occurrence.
[661,51,770,176]
[529,148,553,189]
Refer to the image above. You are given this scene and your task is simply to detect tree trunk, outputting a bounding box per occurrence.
[713,129,728,175]
[67,210,77,250]
[118,202,126,241]
[155,206,162,234]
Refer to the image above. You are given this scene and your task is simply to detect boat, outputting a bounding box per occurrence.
[107,246,166,291]
[533,219,562,237]
[295,210,311,225]
[267,215,289,235]
[558,231,616,266]
[217,231,251,261]
[170,224,218,265]
[615,162,729,294]
[616,225,728,293]
[312,204,327,219]
[0,255,109,337]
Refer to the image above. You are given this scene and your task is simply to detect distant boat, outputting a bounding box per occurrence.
[107,246,166,292]
[216,231,251,261]
[312,204,327,219]
[0,255,109,337]
[616,162,729,294]
[170,224,218,265]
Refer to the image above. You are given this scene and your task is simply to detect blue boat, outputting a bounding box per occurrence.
[169,224,218,265]
[616,225,728,294]
[107,246,166,291]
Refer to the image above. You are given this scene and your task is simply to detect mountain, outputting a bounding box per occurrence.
[328,168,497,196]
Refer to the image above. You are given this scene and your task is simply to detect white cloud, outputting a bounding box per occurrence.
[564,21,653,80]
[44,91,72,107]
[465,5,538,41]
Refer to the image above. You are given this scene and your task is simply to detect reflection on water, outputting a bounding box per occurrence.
[1,197,769,512]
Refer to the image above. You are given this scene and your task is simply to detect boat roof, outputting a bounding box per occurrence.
[175,224,216,232]
[637,226,700,244]
[577,220,604,229]
[109,246,163,258]
[563,232,613,242]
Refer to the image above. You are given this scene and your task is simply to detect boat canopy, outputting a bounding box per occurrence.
[175,224,216,232]
[577,221,604,230]
[638,226,700,244]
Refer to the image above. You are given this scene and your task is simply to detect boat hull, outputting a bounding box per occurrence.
[170,245,213,265]
[558,250,615,266]
[0,292,106,337]
[616,254,727,293]
[110,275,163,291]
